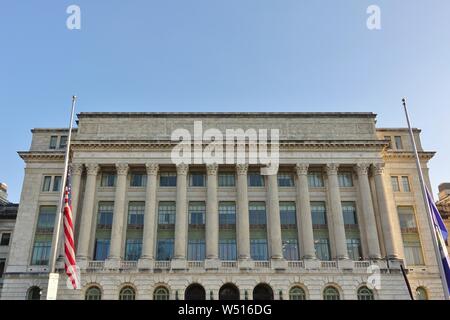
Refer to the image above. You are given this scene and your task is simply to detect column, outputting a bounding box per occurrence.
[236,164,251,261]
[267,171,283,260]
[326,164,348,260]
[70,163,84,224]
[295,164,316,259]
[108,163,129,261]
[77,163,99,260]
[356,163,382,259]
[373,163,399,260]
[173,163,188,263]
[140,163,159,265]
[206,163,219,260]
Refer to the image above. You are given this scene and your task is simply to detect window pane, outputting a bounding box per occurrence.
[398,206,417,230]
[158,202,176,225]
[280,202,296,226]
[342,202,357,225]
[404,242,424,265]
[49,136,57,149]
[249,202,266,226]
[314,238,330,260]
[311,202,327,226]
[42,176,52,192]
[282,239,299,260]
[338,173,353,187]
[157,239,174,260]
[125,239,142,261]
[250,239,268,260]
[101,173,116,187]
[94,239,110,260]
[278,173,294,187]
[219,239,237,260]
[160,172,177,187]
[219,202,236,225]
[289,287,306,300]
[187,239,206,260]
[395,136,403,149]
[52,176,62,192]
[308,172,324,188]
[402,176,410,192]
[218,173,235,187]
[130,173,147,187]
[36,206,56,231]
[248,173,264,187]
[128,202,145,227]
[1,233,11,246]
[391,176,400,192]
[59,136,68,149]
[190,173,205,187]
[346,238,362,261]
[189,202,206,225]
[97,202,114,228]
[31,241,52,265]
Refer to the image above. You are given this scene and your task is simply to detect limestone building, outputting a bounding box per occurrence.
[436,183,450,252]
[0,112,444,300]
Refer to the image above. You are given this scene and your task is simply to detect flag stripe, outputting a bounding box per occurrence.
[64,166,79,289]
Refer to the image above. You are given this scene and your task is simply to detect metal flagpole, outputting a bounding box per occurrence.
[46,96,77,300]
[402,98,450,300]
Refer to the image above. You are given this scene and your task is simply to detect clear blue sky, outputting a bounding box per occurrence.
[1,1,450,202]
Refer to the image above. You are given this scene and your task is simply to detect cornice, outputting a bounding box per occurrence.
[382,151,435,161]
[18,151,65,162]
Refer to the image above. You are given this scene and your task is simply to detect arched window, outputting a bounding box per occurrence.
[27,286,41,300]
[357,286,374,300]
[85,286,102,300]
[323,286,340,300]
[416,287,428,300]
[185,283,206,300]
[154,286,170,300]
[119,286,136,300]
[289,286,306,300]
[219,283,240,300]
[253,283,274,300]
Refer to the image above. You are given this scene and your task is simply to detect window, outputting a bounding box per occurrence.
[130,173,147,187]
[219,202,236,225]
[154,287,170,300]
[36,206,56,231]
[42,176,52,192]
[189,173,205,187]
[398,206,424,266]
[346,238,362,261]
[97,202,114,228]
[250,239,268,260]
[357,286,374,300]
[52,176,62,192]
[249,202,266,226]
[59,135,68,149]
[323,286,340,300]
[31,206,56,265]
[189,202,206,225]
[128,202,144,227]
[0,259,5,278]
[158,202,176,225]
[282,239,299,260]
[218,173,235,187]
[101,173,116,187]
[156,239,174,260]
[278,173,294,187]
[394,136,403,149]
[27,286,42,300]
[94,239,110,261]
[314,238,330,261]
[398,206,417,231]
[415,287,428,300]
[342,202,357,226]
[1,233,11,246]
[403,241,424,266]
[31,240,52,265]
[49,136,58,149]
[248,172,264,187]
[391,176,400,192]
[125,239,142,261]
[188,239,206,260]
[85,286,102,300]
[338,172,353,187]
[401,176,411,192]
[289,287,306,300]
[119,286,136,300]
[308,172,324,188]
[160,172,176,187]
[280,202,296,226]
[384,136,392,149]
[219,239,237,260]
[311,202,327,227]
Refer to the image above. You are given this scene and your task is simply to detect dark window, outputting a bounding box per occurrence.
[59,135,68,149]
[49,136,58,149]
[127,202,144,227]
[130,173,147,187]
[249,202,266,226]
[219,240,237,260]
[394,136,403,149]
[250,239,268,261]
[125,239,142,261]
[278,173,294,187]
[218,173,235,187]
[160,172,177,187]
[190,173,205,187]
[248,172,265,187]
[1,233,11,246]
[101,173,116,187]
[94,239,110,261]
[97,202,114,228]
[42,176,52,192]
[280,202,296,226]
[156,239,174,260]
[27,286,42,300]
[0,259,5,278]
[219,202,236,225]
[52,176,62,192]
[189,202,206,225]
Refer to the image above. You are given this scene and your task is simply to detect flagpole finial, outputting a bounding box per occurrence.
[402,97,407,105]
[72,95,77,101]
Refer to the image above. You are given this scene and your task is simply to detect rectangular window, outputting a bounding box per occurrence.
[160,172,176,187]
[125,239,142,261]
[395,136,403,149]
[391,176,400,192]
[342,202,358,226]
[0,233,11,246]
[346,238,362,261]
[52,176,62,192]
[101,173,116,187]
[384,136,392,149]
[31,240,52,265]
[308,172,324,188]
[189,202,206,225]
[0,259,5,278]
[156,239,174,260]
[219,202,236,225]
[280,202,297,226]
[97,202,114,229]
[250,239,268,261]
[219,239,237,260]
[187,240,206,260]
[189,173,205,187]
[49,136,58,149]
[397,206,424,266]
[42,176,52,192]
[158,202,176,225]
[402,176,411,192]
[130,173,147,187]
[314,238,330,261]
[398,206,418,232]
[59,135,68,149]
[338,172,353,187]
[127,202,144,228]
[94,239,110,261]
[311,202,327,227]
[404,241,425,266]
[248,172,265,187]
[282,239,299,260]
[278,173,294,187]
[218,173,235,187]
[36,206,57,232]
[249,202,266,226]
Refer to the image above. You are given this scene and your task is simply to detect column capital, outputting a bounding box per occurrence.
[72,163,84,175]
[325,163,339,175]
[295,163,309,176]
[176,163,189,175]
[372,163,385,176]
[116,163,129,176]
[206,163,219,176]
[355,163,370,176]
[236,164,249,176]
[86,163,99,176]
[146,163,159,176]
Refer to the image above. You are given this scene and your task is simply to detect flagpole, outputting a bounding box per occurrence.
[46,96,77,300]
[402,98,450,300]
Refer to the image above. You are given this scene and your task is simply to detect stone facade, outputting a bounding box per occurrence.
[0,112,444,300]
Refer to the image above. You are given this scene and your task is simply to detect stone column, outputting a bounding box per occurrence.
[295,164,316,259]
[206,163,219,263]
[70,163,84,224]
[355,163,382,259]
[77,163,99,260]
[267,172,283,260]
[326,164,348,260]
[236,164,251,262]
[373,163,399,260]
[173,163,188,268]
[108,163,129,263]
[139,163,159,268]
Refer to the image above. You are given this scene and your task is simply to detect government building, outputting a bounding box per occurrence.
[0,112,444,300]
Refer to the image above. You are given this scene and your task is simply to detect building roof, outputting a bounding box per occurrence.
[0,202,18,220]
[76,112,378,118]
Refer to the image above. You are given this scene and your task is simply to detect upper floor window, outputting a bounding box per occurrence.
[130,173,147,187]
[280,202,297,226]
[342,202,358,226]
[218,173,235,187]
[219,202,236,225]
[338,172,353,187]
[308,172,324,188]
[248,172,265,187]
[101,173,116,187]
[249,202,266,226]
[391,176,400,192]
[85,286,102,300]
[357,286,374,300]
[0,258,5,279]
[42,176,52,192]
[160,172,176,187]
[52,176,62,192]
[311,202,327,227]
[97,202,114,228]
[127,202,144,227]
[401,176,411,192]
[189,173,205,187]
[278,173,294,187]
[36,206,57,231]
[42,176,62,192]
[394,136,403,150]
[189,202,206,225]
[59,135,68,149]
[49,136,58,149]
[398,206,417,232]
[158,202,176,225]
[1,233,11,246]
[384,136,392,149]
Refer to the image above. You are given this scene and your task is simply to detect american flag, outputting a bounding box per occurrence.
[64,167,80,289]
